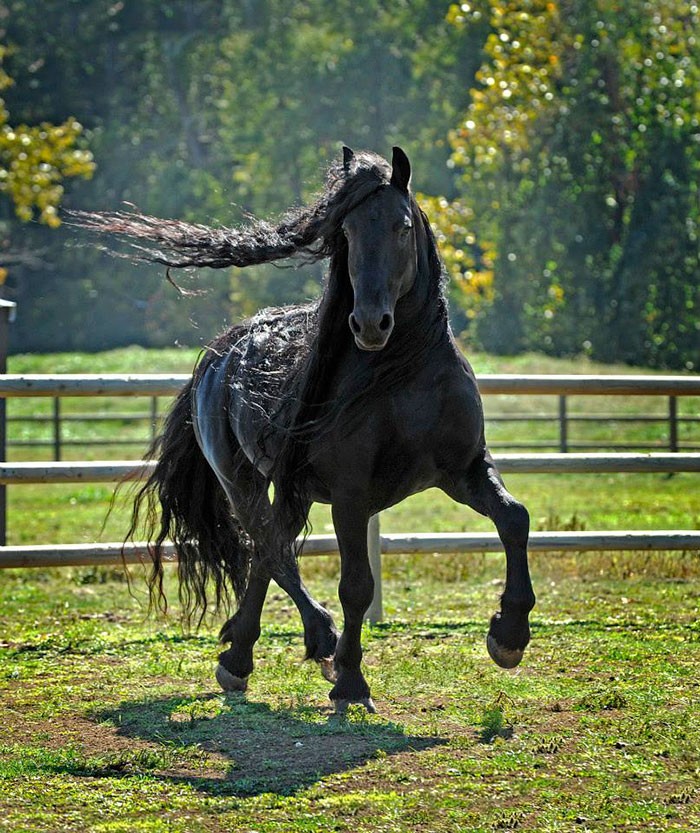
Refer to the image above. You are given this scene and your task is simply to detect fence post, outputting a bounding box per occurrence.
[558,394,568,453]
[150,396,159,442]
[53,398,62,461]
[669,396,678,452]
[0,300,17,546]
[366,513,383,625]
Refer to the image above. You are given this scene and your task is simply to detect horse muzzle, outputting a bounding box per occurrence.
[348,310,394,351]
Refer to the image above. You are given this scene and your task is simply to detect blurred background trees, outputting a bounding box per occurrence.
[0,0,697,369]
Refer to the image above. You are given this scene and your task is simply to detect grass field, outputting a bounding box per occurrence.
[1,556,698,832]
[1,346,699,831]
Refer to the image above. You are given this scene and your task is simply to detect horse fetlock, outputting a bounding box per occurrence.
[500,589,536,615]
[219,614,261,646]
[303,617,339,663]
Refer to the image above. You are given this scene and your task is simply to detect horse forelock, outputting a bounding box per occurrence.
[285,151,393,260]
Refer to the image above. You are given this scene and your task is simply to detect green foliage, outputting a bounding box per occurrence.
[0,44,94,228]
[438,0,700,369]
[1,0,483,352]
[0,1,696,368]
[479,692,514,742]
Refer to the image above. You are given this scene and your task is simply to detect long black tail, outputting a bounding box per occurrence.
[128,376,252,626]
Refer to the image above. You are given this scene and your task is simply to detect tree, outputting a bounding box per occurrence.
[0,44,94,226]
[438,0,700,369]
[0,43,94,289]
[1,0,487,351]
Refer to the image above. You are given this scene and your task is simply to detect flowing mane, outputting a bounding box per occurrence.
[71,150,398,270]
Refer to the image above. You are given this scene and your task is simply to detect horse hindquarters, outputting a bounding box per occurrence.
[130,375,254,636]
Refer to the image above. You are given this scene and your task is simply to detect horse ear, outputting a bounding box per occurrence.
[390,146,411,192]
[342,145,355,174]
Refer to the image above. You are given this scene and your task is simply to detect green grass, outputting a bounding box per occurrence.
[0,561,698,831]
[0,345,699,829]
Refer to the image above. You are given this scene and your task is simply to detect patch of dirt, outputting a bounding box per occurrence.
[0,677,442,792]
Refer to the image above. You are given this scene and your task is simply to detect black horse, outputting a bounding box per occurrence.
[75,147,535,712]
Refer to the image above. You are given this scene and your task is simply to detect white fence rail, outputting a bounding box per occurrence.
[0,452,699,485]
[1,531,698,570]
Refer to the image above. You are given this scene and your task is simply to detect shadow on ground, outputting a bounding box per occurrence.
[94,693,443,797]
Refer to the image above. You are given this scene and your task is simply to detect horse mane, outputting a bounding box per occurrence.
[270,184,450,537]
[68,150,394,271]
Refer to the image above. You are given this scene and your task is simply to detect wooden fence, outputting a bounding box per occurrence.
[3,374,700,459]
[0,373,698,622]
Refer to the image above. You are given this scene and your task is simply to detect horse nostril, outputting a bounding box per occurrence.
[349,313,361,335]
[379,313,393,332]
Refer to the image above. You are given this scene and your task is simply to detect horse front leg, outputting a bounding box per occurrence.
[328,499,376,713]
[443,451,536,668]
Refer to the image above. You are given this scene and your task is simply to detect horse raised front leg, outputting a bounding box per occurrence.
[443,451,536,668]
[328,500,376,713]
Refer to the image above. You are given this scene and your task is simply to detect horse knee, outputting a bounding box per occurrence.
[497,501,529,546]
[339,567,374,616]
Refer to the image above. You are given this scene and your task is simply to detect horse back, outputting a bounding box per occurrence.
[192,306,314,477]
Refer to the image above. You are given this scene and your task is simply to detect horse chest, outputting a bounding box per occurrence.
[307,366,483,507]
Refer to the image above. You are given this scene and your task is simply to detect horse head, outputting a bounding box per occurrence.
[341,146,418,351]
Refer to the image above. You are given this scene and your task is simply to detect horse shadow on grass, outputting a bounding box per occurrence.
[94,693,443,797]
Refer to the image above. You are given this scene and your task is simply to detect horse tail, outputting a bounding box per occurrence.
[127,375,251,627]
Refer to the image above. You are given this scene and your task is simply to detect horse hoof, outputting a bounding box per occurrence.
[333,697,377,715]
[318,657,337,683]
[215,663,249,692]
[486,634,524,669]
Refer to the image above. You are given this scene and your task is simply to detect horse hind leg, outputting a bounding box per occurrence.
[216,562,270,692]
[198,457,270,691]
[190,389,267,691]
[214,475,340,690]
[201,443,339,690]
[194,383,339,691]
